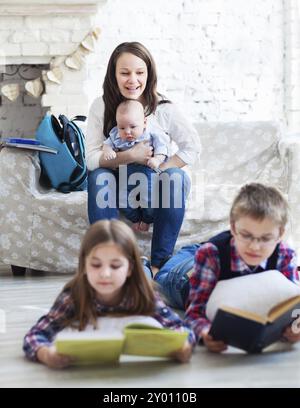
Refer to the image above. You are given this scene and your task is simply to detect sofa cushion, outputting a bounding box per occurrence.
[195,121,282,184]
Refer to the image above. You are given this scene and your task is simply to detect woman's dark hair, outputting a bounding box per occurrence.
[102,42,169,137]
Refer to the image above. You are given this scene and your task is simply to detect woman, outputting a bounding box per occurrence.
[86,42,201,276]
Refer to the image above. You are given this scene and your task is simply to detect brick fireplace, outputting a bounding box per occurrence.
[0,0,105,137]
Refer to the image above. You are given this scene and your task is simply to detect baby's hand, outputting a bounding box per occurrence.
[202,328,228,353]
[103,150,117,160]
[37,345,73,369]
[170,340,193,363]
[147,157,160,170]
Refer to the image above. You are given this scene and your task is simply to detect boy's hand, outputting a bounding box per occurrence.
[170,340,193,363]
[202,329,228,353]
[37,345,73,369]
[282,325,300,343]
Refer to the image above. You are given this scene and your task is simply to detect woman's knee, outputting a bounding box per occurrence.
[162,168,191,201]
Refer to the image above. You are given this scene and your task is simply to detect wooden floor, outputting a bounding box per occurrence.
[1,265,300,388]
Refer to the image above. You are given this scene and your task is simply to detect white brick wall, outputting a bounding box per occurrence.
[0,0,299,133]
[85,0,289,126]
[284,0,300,133]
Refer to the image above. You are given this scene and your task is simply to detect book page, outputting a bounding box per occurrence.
[206,270,300,321]
[268,296,300,321]
[123,328,188,358]
[96,315,163,331]
[218,305,268,324]
[56,315,163,338]
[54,315,164,364]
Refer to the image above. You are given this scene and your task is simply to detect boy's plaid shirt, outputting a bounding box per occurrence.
[185,239,299,341]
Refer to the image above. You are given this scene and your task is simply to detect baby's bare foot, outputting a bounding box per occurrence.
[151,266,159,277]
[138,222,150,232]
[132,222,141,232]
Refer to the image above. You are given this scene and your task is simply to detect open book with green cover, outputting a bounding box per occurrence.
[206,270,300,353]
[55,315,188,365]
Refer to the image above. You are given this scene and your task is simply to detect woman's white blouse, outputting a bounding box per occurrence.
[86,96,201,171]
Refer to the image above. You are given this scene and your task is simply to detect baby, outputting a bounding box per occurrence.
[102,99,168,170]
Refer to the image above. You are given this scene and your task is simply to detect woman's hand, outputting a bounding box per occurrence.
[170,340,193,363]
[147,157,161,170]
[159,154,186,171]
[37,345,73,369]
[202,329,228,353]
[130,141,153,165]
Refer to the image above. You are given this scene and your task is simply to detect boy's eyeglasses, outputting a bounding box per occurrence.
[236,231,279,247]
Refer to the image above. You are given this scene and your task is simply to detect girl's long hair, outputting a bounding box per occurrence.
[61,220,156,330]
[102,41,169,137]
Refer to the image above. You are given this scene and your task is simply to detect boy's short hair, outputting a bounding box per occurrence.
[230,183,288,228]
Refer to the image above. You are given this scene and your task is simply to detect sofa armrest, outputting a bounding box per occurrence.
[279,136,300,255]
[0,147,42,194]
[0,148,41,267]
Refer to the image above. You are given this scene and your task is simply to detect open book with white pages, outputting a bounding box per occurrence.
[206,270,300,352]
[55,315,188,365]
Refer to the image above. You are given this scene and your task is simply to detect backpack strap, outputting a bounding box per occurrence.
[71,115,87,122]
[57,173,87,193]
[69,122,86,159]
[55,115,87,193]
[50,115,64,141]
[58,115,86,141]
[58,114,70,142]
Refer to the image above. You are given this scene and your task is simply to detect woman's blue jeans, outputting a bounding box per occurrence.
[88,163,191,267]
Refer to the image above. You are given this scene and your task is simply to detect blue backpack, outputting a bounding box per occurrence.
[36,114,87,193]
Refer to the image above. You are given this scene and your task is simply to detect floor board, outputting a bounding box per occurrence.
[0,267,300,388]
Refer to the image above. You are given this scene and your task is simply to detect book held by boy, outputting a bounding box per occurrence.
[55,315,188,365]
[0,138,58,154]
[206,270,300,353]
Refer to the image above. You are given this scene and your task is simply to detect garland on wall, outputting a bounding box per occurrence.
[0,27,101,102]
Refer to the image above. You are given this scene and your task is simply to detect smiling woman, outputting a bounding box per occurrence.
[115,52,148,100]
[86,42,200,274]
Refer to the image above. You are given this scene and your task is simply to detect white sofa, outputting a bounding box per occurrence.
[1,121,300,274]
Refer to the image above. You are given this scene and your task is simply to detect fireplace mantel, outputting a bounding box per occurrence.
[0,0,105,119]
[0,1,106,15]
